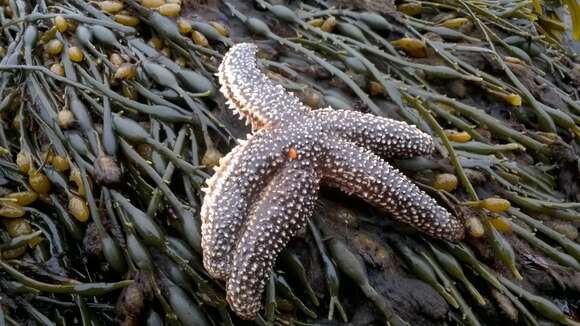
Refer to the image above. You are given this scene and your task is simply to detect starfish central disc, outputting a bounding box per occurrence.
[201,43,465,320]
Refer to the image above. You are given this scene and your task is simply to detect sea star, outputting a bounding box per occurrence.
[201,43,465,319]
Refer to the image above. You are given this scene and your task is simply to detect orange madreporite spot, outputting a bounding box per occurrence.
[288,147,298,160]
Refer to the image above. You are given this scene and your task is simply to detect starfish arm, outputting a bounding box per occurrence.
[226,164,319,319]
[313,108,434,158]
[218,43,309,129]
[200,129,289,280]
[322,139,464,241]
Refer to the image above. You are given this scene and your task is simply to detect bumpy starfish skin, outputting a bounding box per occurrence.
[313,108,434,159]
[227,163,319,317]
[201,43,465,319]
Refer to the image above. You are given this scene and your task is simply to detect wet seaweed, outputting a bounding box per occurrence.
[0,0,579,325]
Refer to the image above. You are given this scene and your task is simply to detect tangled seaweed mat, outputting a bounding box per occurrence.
[0,0,579,325]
